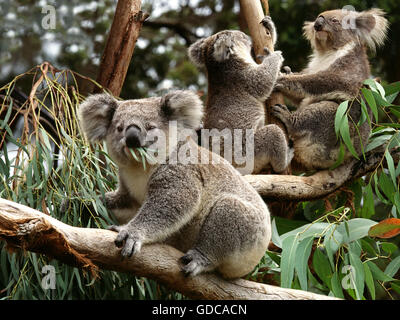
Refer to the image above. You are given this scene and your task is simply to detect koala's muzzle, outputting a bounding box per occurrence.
[125,125,143,148]
[314,16,325,31]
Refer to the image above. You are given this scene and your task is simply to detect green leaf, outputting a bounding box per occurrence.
[0,98,13,130]
[362,88,378,122]
[365,134,392,153]
[280,222,329,242]
[339,115,359,160]
[331,271,345,299]
[360,99,372,127]
[363,262,375,299]
[366,261,394,282]
[385,150,397,186]
[346,218,377,243]
[266,251,281,265]
[348,244,365,300]
[361,184,375,219]
[312,247,333,289]
[389,107,400,119]
[335,101,349,137]
[364,79,386,98]
[388,132,400,151]
[280,235,299,288]
[391,281,400,295]
[294,236,314,291]
[383,81,400,97]
[271,218,282,248]
[381,242,398,255]
[384,256,400,278]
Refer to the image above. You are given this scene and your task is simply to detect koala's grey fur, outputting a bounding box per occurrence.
[188,17,293,174]
[78,90,271,279]
[273,8,388,170]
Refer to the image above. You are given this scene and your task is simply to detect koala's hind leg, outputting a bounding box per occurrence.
[180,249,214,277]
[182,197,267,279]
[253,124,293,173]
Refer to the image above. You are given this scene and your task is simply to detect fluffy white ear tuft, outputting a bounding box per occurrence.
[161,90,204,130]
[78,94,118,142]
[355,8,389,52]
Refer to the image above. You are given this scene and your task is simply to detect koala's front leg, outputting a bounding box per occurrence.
[275,75,308,101]
[108,167,202,258]
[245,50,283,99]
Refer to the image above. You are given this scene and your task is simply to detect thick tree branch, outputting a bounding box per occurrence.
[245,148,400,200]
[0,198,337,300]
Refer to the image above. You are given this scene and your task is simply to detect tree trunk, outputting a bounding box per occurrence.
[0,198,338,300]
[94,0,148,97]
[239,0,286,125]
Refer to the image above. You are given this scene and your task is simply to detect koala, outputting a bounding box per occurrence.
[78,90,271,279]
[272,8,389,170]
[188,17,293,174]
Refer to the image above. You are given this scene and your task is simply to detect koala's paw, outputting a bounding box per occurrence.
[179,249,212,277]
[272,104,291,121]
[282,66,292,74]
[260,15,274,34]
[108,225,143,258]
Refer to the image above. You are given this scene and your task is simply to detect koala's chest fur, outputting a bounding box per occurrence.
[120,164,157,204]
[304,42,356,74]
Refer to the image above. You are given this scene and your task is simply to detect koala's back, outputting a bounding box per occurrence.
[205,90,265,130]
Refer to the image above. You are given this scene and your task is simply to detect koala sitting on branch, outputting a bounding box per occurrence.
[273,8,388,170]
[78,90,271,279]
[188,16,293,174]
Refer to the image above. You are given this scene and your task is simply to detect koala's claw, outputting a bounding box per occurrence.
[108,225,143,257]
[272,104,291,121]
[272,104,290,114]
[282,66,292,74]
[179,250,212,277]
[260,16,273,30]
[263,47,271,56]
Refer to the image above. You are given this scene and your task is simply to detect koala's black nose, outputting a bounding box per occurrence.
[314,17,325,31]
[125,125,142,148]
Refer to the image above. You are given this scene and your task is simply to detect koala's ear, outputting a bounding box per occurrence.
[212,34,234,62]
[78,93,118,142]
[161,90,204,130]
[188,38,207,67]
[355,8,388,52]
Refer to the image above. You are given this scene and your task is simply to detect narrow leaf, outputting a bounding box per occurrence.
[368,218,400,239]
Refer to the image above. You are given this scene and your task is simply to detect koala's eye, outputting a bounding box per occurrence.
[147,124,157,131]
[331,18,339,23]
[117,125,123,132]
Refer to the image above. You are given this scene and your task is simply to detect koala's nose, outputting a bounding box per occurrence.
[125,125,143,148]
[314,17,325,31]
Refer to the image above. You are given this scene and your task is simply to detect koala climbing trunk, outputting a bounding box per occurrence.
[239,0,290,169]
